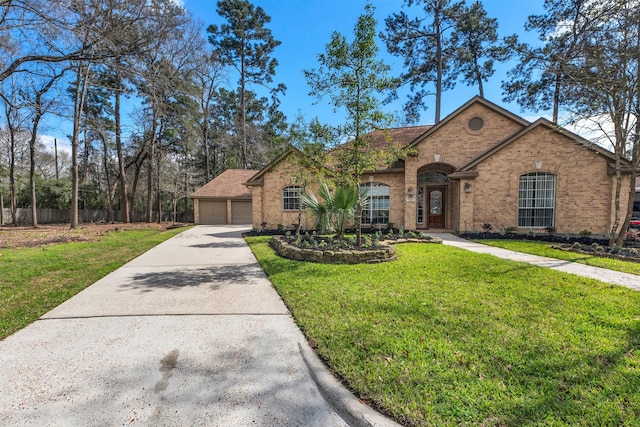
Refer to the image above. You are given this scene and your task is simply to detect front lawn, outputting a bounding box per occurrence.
[475,239,640,276]
[247,236,640,426]
[0,226,189,340]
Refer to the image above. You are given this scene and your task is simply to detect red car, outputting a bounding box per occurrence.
[630,218,640,229]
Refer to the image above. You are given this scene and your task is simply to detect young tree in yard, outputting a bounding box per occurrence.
[286,114,330,233]
[207,0,286,169]
[304,3,400,246]
[382,0,463,123]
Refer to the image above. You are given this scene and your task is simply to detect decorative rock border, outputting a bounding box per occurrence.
[270,236,396,264]
[270,236,442,264]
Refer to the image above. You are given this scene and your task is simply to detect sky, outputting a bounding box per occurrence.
[184,0,548,127]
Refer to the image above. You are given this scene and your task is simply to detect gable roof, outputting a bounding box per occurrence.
[244,147,299,186]
[458,117,628,172]
[407,96,531,149]
[190,169,258,199]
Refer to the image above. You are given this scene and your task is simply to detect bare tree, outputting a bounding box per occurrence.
[193,50,226,182]
[1,74,30,225]
[24,65,66,226]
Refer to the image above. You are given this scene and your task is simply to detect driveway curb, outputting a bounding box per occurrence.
[298,342,402,427]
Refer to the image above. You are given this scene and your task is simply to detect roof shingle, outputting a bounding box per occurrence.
[190,169,258,199]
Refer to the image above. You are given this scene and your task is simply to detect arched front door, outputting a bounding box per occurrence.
[417,167,452,229]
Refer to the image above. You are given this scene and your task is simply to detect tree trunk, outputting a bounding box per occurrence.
[156,149,162,223]
[70,63,91,229]
[8,130,17,227]
[29,112,41,228]
[114,66,129,223]
[146,108,158,222]
[100,133,114,223]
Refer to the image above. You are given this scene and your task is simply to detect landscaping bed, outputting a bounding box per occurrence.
[265,229,441,264]
[461,228,640,263]
[553,242,640,263]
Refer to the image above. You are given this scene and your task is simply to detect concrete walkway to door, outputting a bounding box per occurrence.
[0,225,397,427]
[429,233,640,291]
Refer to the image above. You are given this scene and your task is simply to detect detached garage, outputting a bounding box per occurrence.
[190,169,258,225]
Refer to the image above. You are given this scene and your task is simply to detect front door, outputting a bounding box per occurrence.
[427,187,446,228]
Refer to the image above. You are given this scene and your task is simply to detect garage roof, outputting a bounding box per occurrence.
[190,169,258,199]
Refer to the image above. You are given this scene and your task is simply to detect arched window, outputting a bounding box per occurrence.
[360,182,390,224]
[282,186,302,211]
[418,170,448,183]
[518,172,556,227]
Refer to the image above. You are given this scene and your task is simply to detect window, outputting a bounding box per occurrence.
[468,116,485,131]
[360,182,390,224]
[518,172,556,227]
[418,171,448,183]
[282,186,302,211]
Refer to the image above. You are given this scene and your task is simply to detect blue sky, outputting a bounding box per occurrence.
[185,0,547,127]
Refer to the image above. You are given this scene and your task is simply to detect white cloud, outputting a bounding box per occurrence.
[38,134,71,153]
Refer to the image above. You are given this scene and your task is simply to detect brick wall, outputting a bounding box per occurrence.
[464,125,627,235]
[404,103,526,229]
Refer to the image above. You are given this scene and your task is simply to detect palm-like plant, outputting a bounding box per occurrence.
[299,182,368,239]
[299,182,332,234]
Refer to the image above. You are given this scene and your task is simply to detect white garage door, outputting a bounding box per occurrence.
[231,201,252,224]
[199,201,227,225]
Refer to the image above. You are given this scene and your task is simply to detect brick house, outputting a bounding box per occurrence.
[244,97,632,235]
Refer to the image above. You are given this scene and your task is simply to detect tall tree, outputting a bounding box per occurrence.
[449,0,500,98]
[193,50,225,182]
[207,0,286,169]
[382,0,463,123]
[508,0,639,245]
[304,3,400,246]
[565,0,639,246]
[501,0,588,123]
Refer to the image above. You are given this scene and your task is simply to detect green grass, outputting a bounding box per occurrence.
[0,227,189,340]
[247,236,640,426]
[475,239,640,276]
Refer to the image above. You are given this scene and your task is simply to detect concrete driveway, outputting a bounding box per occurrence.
[0,226,395,426]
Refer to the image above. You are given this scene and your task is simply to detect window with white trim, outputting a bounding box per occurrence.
[360,182,390,224]
[282,186,302,211]
[518,172,556,227]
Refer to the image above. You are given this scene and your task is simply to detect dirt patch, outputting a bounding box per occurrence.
[0,222,186,249]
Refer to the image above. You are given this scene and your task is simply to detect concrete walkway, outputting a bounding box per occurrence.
[0,226,398,427]
[429,233,640,291]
